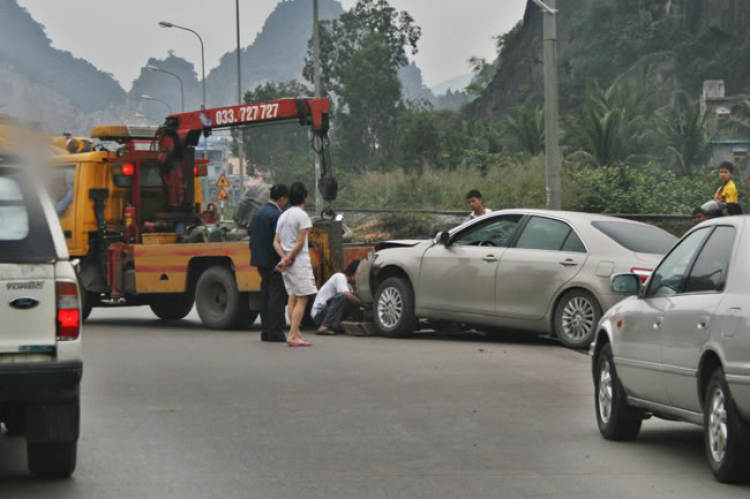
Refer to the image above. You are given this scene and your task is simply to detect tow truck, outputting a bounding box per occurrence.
[51,98,372,329]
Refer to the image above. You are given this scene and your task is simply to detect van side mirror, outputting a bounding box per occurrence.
[437,231,451,246]
[610,273,640,295]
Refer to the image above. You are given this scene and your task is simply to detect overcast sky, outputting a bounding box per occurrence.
[17,0,527,90]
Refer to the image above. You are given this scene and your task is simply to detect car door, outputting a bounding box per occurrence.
[418,214,522,316]
[494,216,587,319]
[660,225,735,412]
[615,227,711,404]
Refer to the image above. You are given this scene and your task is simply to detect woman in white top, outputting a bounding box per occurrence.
[274,182,317,347]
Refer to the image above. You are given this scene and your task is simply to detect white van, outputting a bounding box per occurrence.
[0,152,82,479]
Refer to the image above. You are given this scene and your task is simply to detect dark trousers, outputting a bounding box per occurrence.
[259,268,288,340]
[313,294,352,333]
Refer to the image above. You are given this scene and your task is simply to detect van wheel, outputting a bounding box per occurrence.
[149,293,195,321]
[373,277,416,338]
[195,267,246,330]
[594,343,642,441]
[704,368,750,483]
[27,442,77,479]
[554,290,601,349]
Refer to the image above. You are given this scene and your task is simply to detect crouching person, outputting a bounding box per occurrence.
[312,260,362,335]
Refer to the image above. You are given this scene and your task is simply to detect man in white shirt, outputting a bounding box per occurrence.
[465,189,492,222]
[312,260,361,335]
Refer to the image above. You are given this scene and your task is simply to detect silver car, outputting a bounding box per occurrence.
[591,216,750,483]
[357,210,676,348]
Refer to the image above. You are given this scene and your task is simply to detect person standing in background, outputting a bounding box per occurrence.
[250,184,289,342]
[714,161,738,204]
[274,182,317,347]
[465,189,492,223]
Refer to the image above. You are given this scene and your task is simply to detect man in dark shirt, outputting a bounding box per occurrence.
[250,184,289,342]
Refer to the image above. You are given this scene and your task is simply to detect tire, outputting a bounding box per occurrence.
[2,406,24,435]
[373,277,417,338]
[81,295,93,323]
[703,368,750,483]
[27,442,77,479]
[149,293,195,321]
[554,289,602,349]
[195,266,246,330]
[594,343,642,441]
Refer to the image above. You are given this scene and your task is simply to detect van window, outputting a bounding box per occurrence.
[0,163,57,263]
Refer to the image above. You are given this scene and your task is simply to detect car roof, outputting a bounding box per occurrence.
[479,209,653,226]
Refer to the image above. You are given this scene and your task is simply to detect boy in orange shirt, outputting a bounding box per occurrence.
[714,161,738,203]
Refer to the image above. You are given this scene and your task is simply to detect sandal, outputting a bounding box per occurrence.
[287,340,312,347]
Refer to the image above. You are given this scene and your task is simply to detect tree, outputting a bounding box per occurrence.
[232,81,314,185]
[505,105,544,156]
[657,95,712,177]
[303,0,421,172]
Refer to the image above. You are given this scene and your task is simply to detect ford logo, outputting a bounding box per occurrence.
[9,297,40,310]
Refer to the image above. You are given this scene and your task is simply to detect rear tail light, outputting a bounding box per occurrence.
[630,268,653,284]
[56,280,80,340]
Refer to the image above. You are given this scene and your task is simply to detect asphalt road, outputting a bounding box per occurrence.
[1,306,748,498]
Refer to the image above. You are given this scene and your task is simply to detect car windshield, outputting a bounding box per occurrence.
[0,161,57,263]
[592,221,677,254]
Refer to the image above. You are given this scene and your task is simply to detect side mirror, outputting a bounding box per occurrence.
[437,231,451,246]
[610,273,640,295]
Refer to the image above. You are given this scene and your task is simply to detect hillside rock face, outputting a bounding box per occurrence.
[469,0,742,121]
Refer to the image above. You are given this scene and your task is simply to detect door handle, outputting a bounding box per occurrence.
[482,255,498,262]
[560,259,578,267]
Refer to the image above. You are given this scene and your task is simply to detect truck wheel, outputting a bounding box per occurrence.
[373,277,417,338]
[2,405,25,435]
[149,293,195,321]
[195,266,246,330]
[27,442,77,479]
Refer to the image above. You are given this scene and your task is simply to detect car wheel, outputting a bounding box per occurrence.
[81,295,93,323]
[704,368,750,483]
[195,266,246,330]
[27,442,77,479]
[555,290,601,349]
[149,293,195,321]
[373,277,416,338]
[594,343,642,441]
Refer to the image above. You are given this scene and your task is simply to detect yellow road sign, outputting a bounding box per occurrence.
[216,173,230,188]
[216,188,229,201]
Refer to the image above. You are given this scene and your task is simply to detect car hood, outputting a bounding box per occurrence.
[375,239,428,251]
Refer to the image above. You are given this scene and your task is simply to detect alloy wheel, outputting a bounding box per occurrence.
[562,297,595,341]
[708,387,728,464]
[598,359,613,424]
[378,287,403,329]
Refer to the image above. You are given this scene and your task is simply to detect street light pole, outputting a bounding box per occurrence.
[159,21,207,159]
[532,0,562,210]
[146,65,184,112]
[313,0,323,216]
[141,94,172,115]
[236,0,245,194]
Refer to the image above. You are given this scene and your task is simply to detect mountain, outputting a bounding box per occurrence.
[0,0,126,117]
[204,0,344,107]
[469,0,749,121]
[431,73,473,96]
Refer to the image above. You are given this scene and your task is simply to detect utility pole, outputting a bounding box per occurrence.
[236,0,245,194]
[534,0,562,210]
[313,0,323,216]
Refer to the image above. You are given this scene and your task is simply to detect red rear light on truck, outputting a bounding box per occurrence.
[630,268,653,284]
[56,281,80,340]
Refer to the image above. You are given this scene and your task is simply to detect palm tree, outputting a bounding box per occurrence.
[505,104,545,156]
[657,95,712,177]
